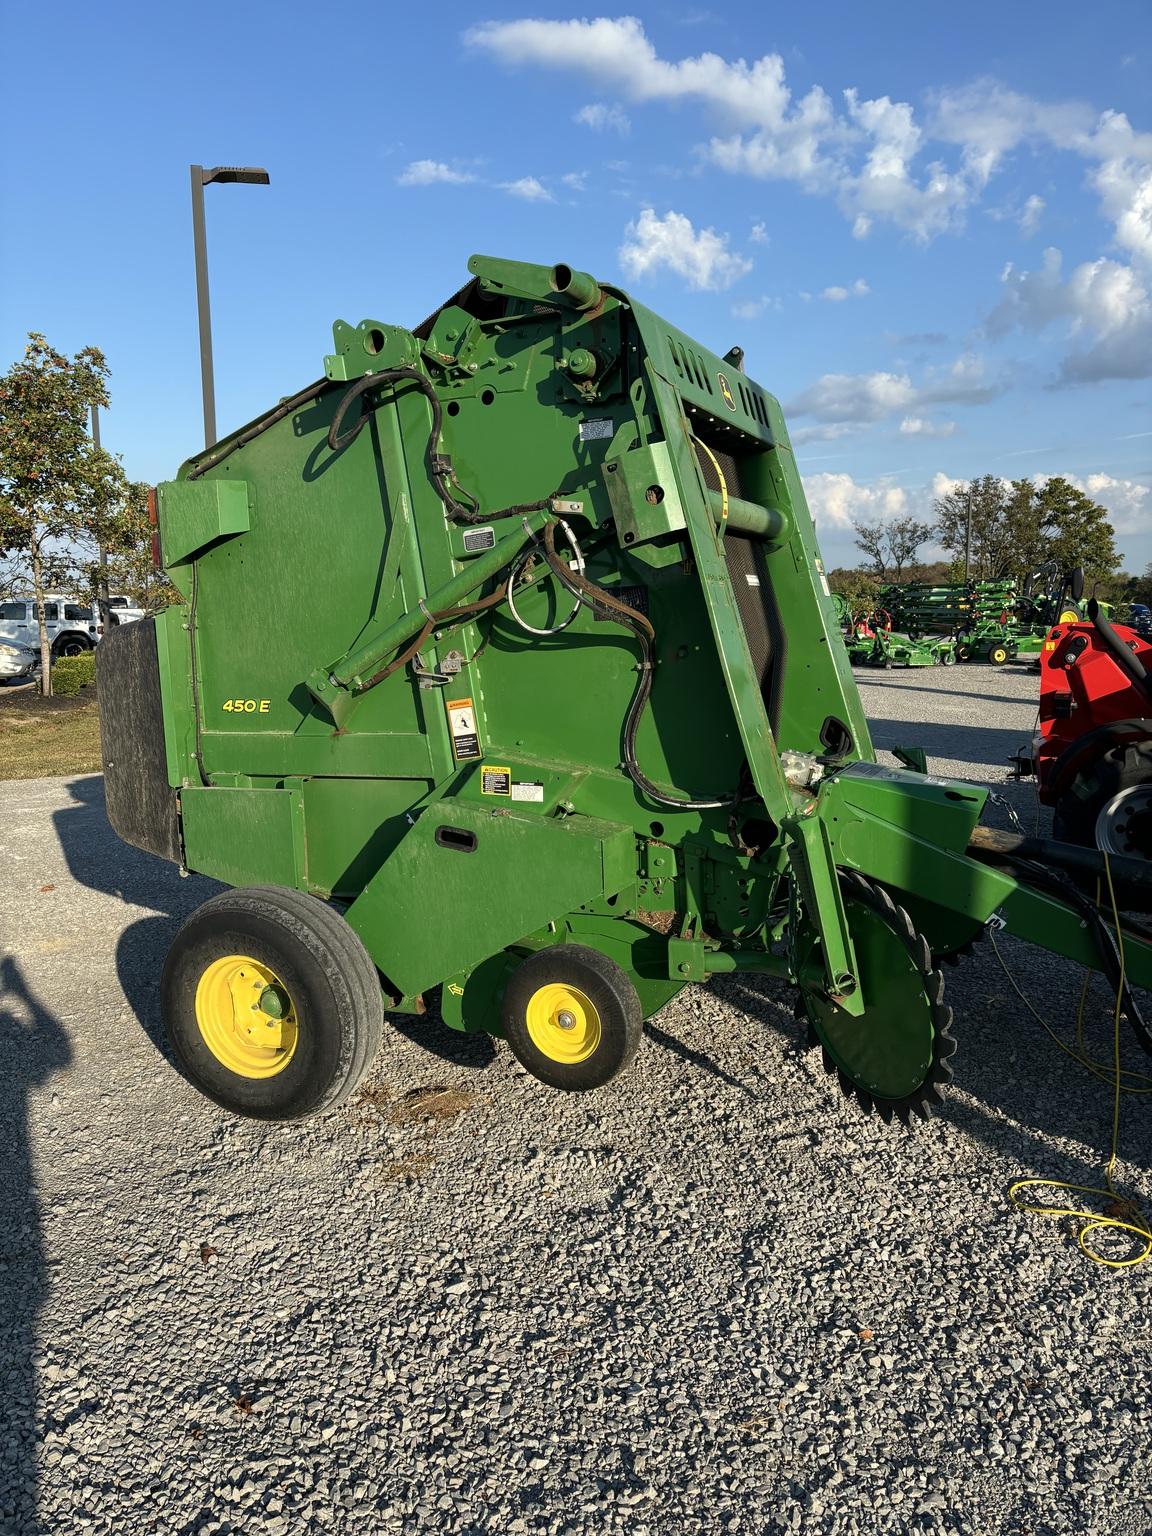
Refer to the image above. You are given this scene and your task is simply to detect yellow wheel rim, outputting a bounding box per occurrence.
[195,953,299,1079]
[524,982,602,1064]
[992,647,1007,663]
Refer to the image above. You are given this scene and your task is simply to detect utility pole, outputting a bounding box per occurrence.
[90,403,109,624]
[963,484,973,585]
[190,164,270,449]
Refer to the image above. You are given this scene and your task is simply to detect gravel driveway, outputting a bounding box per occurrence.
[1,664,1149,1536]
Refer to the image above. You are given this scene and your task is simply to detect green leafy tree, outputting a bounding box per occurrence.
[75,471,177,614]
[934,474,1120,589]
[851,514,935,581]
[0,335,111,694]
[1034,476,1121,589]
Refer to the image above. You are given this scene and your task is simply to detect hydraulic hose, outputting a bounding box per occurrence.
[540,521,736,811]
[994,852,1152,1056]
[327,367,557,527]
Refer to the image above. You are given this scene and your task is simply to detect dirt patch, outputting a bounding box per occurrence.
[389,1085,476,1125]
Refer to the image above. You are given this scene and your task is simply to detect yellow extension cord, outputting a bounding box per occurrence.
[989,851,1152,1268]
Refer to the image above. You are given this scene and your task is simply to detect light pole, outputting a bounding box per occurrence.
[190,164,270,448]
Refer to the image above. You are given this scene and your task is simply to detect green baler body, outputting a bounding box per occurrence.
[101,254,1152,1037]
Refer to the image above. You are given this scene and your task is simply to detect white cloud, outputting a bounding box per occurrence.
[821,278,870,301]
[561,171,587,192]
[786,354,997,425]
[619,208,752,291]
[397,159,477,186]
[749,220,769,244]
[900,416,957,437]
[989,246,1152,381]
[574,102,631,135]
[803,472,910,530]
[465,21,1152,256]
[500,176,554,202]
[1019,193,1045,235]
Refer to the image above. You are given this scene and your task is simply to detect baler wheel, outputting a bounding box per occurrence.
[795,872,957,1125]
[502,945,642,1091]
[161,886,384,1120]
[988,644,1010,666]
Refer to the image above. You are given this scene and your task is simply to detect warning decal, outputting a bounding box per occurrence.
[511,781,545,803]
[446,697,481,760]
[481,765,512,796]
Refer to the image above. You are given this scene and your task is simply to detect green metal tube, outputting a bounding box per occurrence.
[550,264,602,312]
[703,950,790,977]
[314,509,552,701]
[705,488,789,543]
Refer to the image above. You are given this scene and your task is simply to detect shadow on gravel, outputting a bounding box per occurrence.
[720,961,1152,1191]
[855,674,1035,703]
[0,957,72,1534]
[388,997,498,1069]
[645,1018,759,1096]
[867,716,1031,770]
[51,776,217,1065]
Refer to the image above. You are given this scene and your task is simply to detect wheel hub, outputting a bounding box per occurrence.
[1097,785,1152,860]
[524,982,601,1064]
[195,954,299,1079]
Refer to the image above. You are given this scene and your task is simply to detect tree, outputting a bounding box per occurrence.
[74,469,174,613]
[1034,476,1121,590]
[0,335,110,695]
[933,474,1121,589]
[852,513,935,581]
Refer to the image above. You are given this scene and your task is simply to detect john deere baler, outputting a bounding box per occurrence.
[98,255,1152,1124]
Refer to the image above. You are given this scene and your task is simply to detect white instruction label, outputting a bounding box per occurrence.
[579,419,613,441]
[511,781,545,803]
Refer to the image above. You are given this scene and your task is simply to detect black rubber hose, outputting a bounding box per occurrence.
[540,523,735,811]
[327,367,558,526]
[187,378,329,480]
[1089,598,1152,698]
[1008,855,1152,1055]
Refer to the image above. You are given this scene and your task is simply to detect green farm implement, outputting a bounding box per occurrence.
[99,255,1152,1127]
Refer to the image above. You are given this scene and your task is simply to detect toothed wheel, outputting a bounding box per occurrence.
[793,871,957,1125]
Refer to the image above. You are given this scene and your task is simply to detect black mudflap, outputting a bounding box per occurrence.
[96,617,182,864]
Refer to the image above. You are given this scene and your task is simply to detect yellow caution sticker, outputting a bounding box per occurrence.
[481,765,512,796]
[446,697,480,760]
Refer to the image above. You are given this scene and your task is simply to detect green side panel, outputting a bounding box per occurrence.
[180,786,301,889]
[159,480,251,566]
[823,762,987,854]
[154,604,195,787]
[298,775,432,899]
[345,803,635,997]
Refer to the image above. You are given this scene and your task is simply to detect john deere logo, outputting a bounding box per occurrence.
[718,372,736,410]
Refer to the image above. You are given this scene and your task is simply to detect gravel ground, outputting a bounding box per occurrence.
[2,663,1150,1536]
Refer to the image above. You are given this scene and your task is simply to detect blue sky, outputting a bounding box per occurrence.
[2,1,1149,570]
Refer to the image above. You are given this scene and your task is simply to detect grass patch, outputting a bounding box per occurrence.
[0,687,102,780]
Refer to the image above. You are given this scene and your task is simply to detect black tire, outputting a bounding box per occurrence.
[956,644,971,662]
[53,635,91,658]
[1053,742,1152,852]
[502,944,642,1091]
[940,650,956,666]
[988,644,1009,666]
[161,885,383,1120]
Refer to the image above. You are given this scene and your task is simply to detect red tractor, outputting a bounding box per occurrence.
[1021,593,1152,858]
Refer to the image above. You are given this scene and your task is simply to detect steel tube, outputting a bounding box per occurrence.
[705,488,788,543]
[332,510,553,692]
